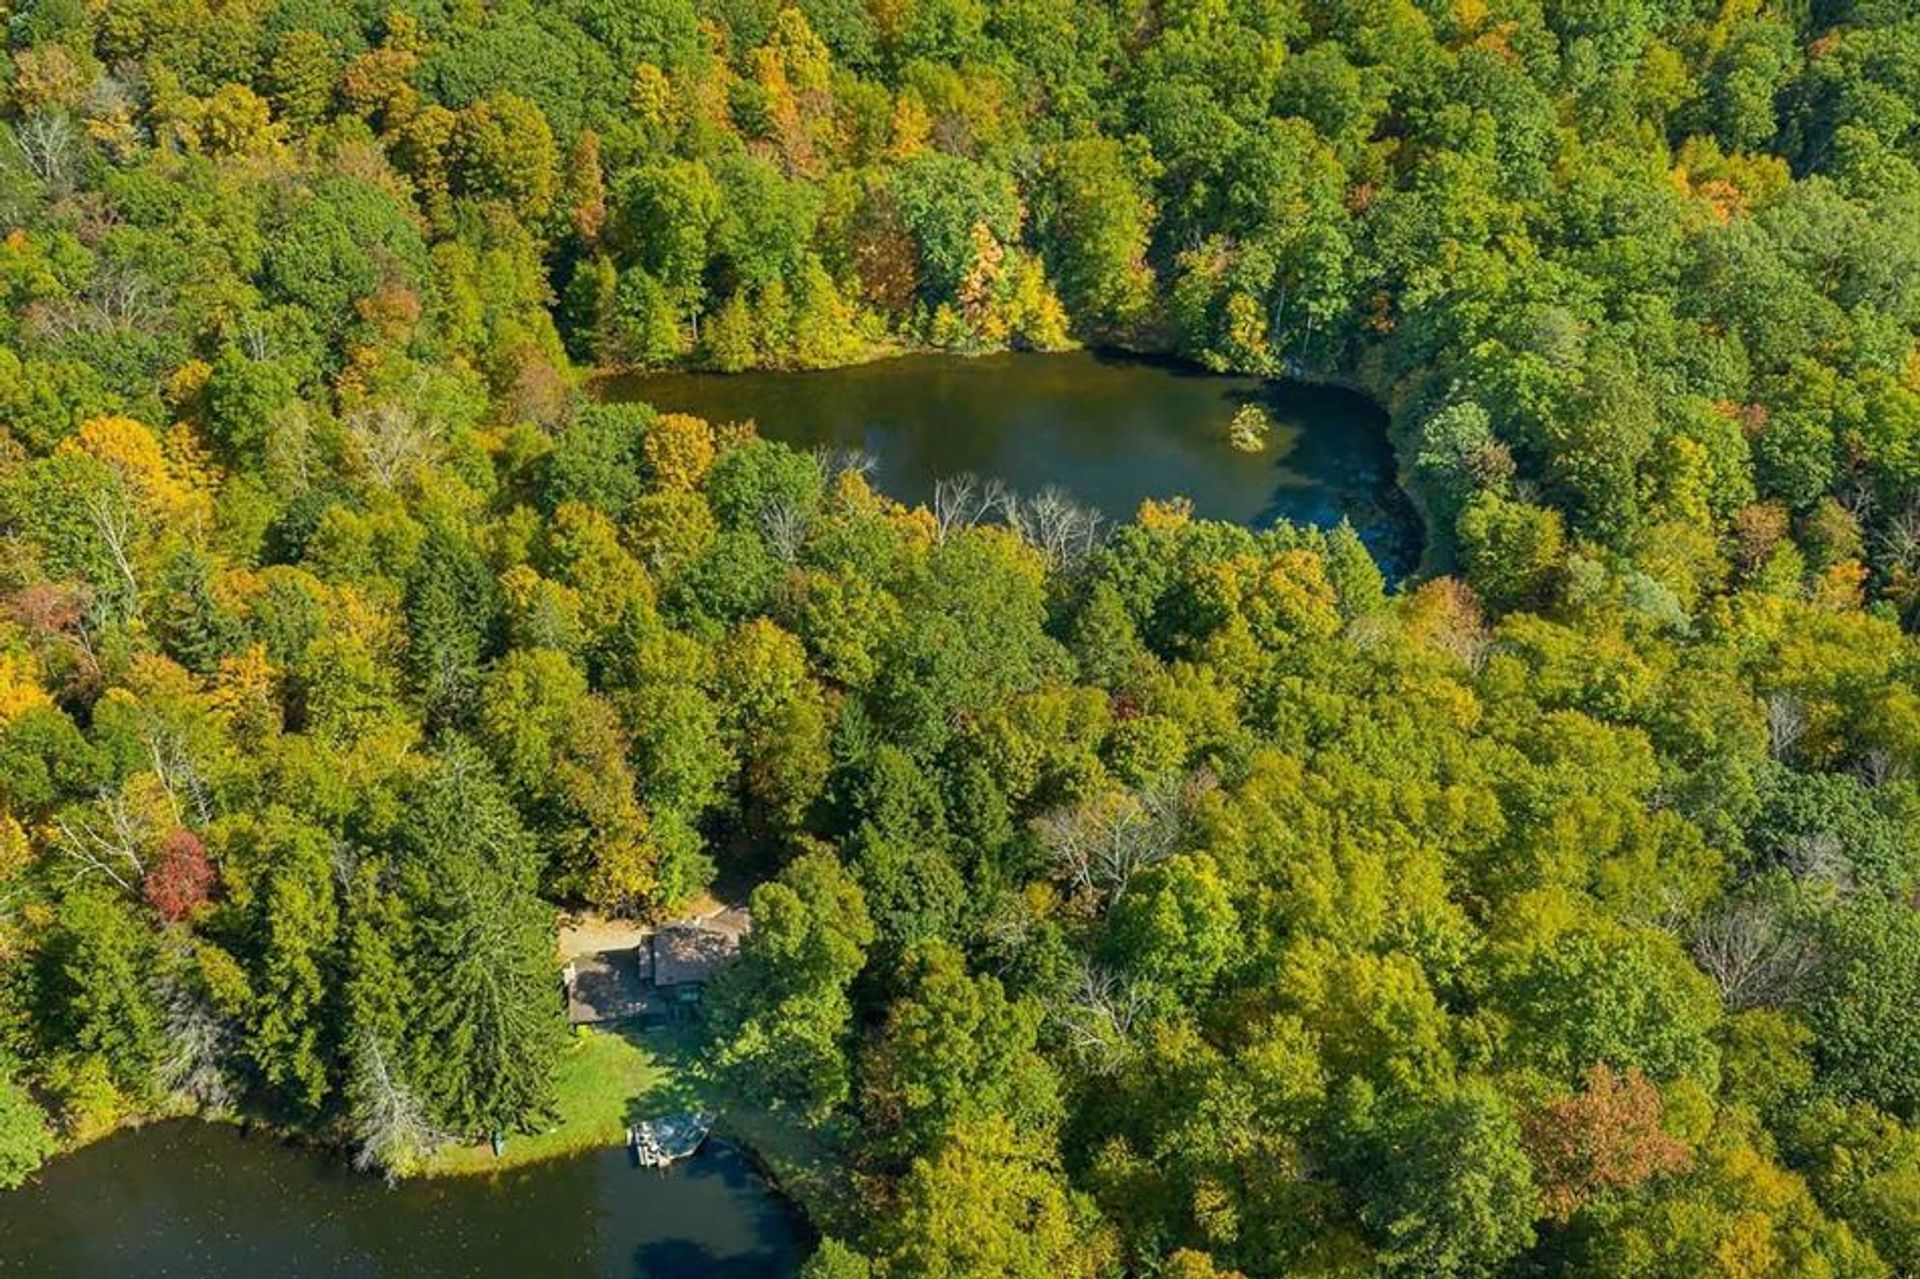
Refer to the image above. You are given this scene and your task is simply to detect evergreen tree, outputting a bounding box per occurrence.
[397,743,564,1138]
[404,524,502,729]
[241,815,340,1115]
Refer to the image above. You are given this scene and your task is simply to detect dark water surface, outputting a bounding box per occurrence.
[0,1121,806,1278]
[605,350,1418,574]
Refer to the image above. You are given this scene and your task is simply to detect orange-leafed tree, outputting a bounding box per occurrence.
[1524,1063,1693,1221]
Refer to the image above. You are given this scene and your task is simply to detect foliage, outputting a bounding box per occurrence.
[0,1069,55,1190]
[714,851,873,1120]
[1524,1064,1694,1221]
[2,7,1920,1277]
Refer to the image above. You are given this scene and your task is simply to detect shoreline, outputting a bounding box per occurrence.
[4,1115,815,1274]
[583,333,1072,392]
[16,1025,825,1242]
[582,336,1368,394]
[22,1098,811,1194]
[595,342,1441,581]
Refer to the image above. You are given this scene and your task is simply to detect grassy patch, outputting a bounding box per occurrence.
[419,1021,704,1177]
[413,1016,857,1237]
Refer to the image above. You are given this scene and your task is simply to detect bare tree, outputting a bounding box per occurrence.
[85,70,141,142]
[345,399,437,488]
[975,892,1039,971]
[235,313,272,362]
[1876,495,1920,577]
[348,1029,442,1183]
[819,447,877,490]
[1836,475,1880,527]
[1619,876,1696,939]
[81,482,141,609]
[759,500,811,562]
[88,261,163,332]
[931,473,1009,541]
[1051,962,1151,1075]
[52,792,155,893]
[1782,829,1855,895]
[263,400,320,492]
[143,717,212,826]
[1008,487,1104,568]
[1764,691,1806,764]
[11,112,78,191]
[1035,772,1212,908]
[1858,747,1907,789]
[1691,898,1815,1011]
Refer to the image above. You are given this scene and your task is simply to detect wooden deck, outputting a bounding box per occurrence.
[628,1113,714,1168]
[564,947,656,1024]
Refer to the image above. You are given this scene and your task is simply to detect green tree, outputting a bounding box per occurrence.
[1100,853,1239,1007]
[1457,493,1566,612]
[612,159,721,328]
[1805,898,1920,1122]
[1495,926,1723,1088]
[1341,1079,1540,1278]
[1031,138,1155,337]
[711,618,832,840]
[264,29,340,131]
[876,1116,1116,1279]
[451,93,558,222]
[861,939,1061,1162]
[397,743,565,1138]
[239,814,340,1115]
[0,1068,56,1190]
[479,648,656,908]
[890,152,1021,305]
[703,291,758,371]
[404,523,501,728]
[36,886,167,1103]
[800,1238,873,1279]
[263,177,430,355]
[715,851,874,1119]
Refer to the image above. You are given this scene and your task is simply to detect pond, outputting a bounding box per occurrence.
[0,1121,807,1278]
[604,350,1419,575]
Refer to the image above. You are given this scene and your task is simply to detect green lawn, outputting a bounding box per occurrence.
[420,1021,706,1177]
[414,1016,857,1237]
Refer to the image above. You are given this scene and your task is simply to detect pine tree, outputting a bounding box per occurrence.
[244,816,340,1115]
[703,291,758,372]
[403,524,501,730]
[40,887,168,1101]
[343,864,437,1177]
[399,743,564,1139]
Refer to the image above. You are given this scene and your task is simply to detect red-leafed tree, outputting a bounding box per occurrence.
[1524,1064,1694,1221]
[143,828,215,923]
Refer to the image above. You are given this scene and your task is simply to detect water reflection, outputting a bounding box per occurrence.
[0,1122,806,1278]
[604,350,1419,576]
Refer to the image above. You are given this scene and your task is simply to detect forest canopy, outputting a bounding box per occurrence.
[2,1,1920,1277]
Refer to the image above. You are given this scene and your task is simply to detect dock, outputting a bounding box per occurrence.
[628,1113,714,1168]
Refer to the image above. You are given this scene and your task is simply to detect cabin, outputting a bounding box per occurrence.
[562,906,750,1024]
[562,948,648,1025]
[648,906,750,1007]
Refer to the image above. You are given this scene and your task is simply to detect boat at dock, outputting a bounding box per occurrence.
[628,1112,714,1168]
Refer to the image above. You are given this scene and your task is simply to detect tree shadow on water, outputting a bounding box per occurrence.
[631,1240,786,1279]
[687,1145,808,1242]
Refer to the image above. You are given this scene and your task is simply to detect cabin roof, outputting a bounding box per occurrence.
[650,906,750,987]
